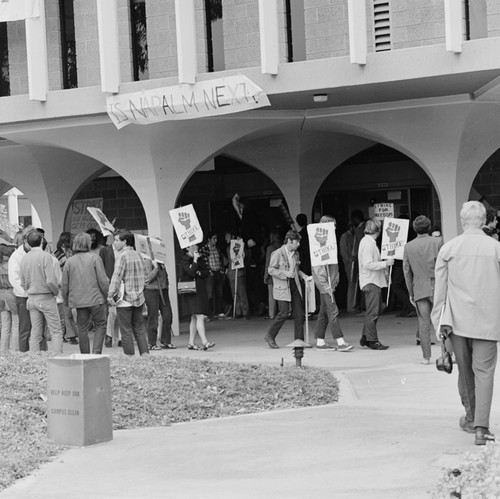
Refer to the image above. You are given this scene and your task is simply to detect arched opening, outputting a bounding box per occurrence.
[470,148,500,215]
[175,155,291,320]
[313,143,442,310]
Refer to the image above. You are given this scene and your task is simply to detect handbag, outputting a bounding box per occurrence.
[177,280,197,295]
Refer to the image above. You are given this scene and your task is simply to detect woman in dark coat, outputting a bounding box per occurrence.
[179,244,215,350]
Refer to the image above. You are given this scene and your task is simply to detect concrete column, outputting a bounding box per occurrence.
[7,190,19,226]
[31,204,42,229]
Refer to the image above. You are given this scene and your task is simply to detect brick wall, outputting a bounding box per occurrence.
[7,21,28,95]
[223,0,261,70]
[472,149,500,209]
[75,177,147,231]
[74,0,100,88]
[304,0,349,60]
[391,0,445,50]
[118,0,134,83]
[488,0,500,37]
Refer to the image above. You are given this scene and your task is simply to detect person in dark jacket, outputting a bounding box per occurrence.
[62,232,109,354]
[179,244,215,351]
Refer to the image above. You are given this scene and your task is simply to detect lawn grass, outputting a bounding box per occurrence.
[0,352,339,491]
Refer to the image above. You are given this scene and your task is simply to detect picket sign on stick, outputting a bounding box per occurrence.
[380,217,409,307]
[169,204,203,249]
[229,239,245,318]
[86,207,115,236]
[304,283,309,345]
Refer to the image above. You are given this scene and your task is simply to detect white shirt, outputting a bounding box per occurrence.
[8,245,28,298]
[358,235,388,290]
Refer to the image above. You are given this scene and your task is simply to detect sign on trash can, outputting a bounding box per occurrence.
[47,354,113,447]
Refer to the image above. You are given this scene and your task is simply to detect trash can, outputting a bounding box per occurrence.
[47,354,113,447]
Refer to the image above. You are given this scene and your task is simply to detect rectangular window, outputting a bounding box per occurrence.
[205,0,224,72]
[464,0,487,40]
[285,0,305,62]
[0,22,10,96]
[373,0,391,52]
[131,0,149,81]
[59,0,77,89]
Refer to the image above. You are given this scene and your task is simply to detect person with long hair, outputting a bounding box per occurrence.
[179,244,215,351]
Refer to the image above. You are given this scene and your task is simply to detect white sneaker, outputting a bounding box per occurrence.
[316,344,337,350]
[337,343,354,352]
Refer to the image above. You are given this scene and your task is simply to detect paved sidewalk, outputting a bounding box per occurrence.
[2,313,498,498]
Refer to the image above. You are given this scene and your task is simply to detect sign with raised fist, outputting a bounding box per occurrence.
[307,222,338,266]
[380,218,409,260]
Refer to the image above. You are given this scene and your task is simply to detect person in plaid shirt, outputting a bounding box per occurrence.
[108,230,149,356]
[199,232,224,320]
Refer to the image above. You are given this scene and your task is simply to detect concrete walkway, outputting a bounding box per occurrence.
[2,312,498,498]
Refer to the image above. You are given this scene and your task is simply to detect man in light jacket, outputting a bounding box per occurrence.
[62,232,109,354]
[264,230,310,349]
[432,201,500,445]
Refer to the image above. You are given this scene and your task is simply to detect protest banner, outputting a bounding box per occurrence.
[169,204,203,249]
[69,198,103,234]
[380,218,409,260]
[0,0,39,22]
[87,207,115,236]
[373,203,394,220]
[106,75,270,129]
[307,222,338,266]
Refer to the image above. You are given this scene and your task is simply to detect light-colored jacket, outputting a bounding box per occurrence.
[431,228,500,341]
[358,235,388,289]
[268,245,303,302]
[312,263,339,295]
[403,234,442,301]
[8,245,28,298]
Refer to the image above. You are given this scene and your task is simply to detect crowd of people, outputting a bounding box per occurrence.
[0,199,498,446]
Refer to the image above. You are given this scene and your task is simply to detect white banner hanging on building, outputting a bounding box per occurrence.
[106,75,271,129]
[0,0,40,22]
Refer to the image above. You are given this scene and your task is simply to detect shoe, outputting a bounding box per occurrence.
[316,344,336,350]
[367,341,389,350]
[105,336,112,348]
[68,338,78,345]
[337,343,354,352]
[118,340,122,347]
[188,344,201,350]
[203,342,215,350]
[242,316,248,320]
[149,345,161,350]
[360,336,368,347]
[407,310,417,317]
[475,427,495,445]
[459,415,475,434]
[416,339,421,346]
[63,337,68,343]
[160,343,177,349]
[264,335,279,349]
[420,358,431,365]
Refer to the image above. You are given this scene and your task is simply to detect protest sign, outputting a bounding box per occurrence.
[230,239,245,270]
[70,198,103,234]
[307,222,338,266]
[134,234,152,260]
[374,203,394,220]
[149,237,167,264]
[106,75,270,129]
[86,207,115,236]
[169,204,203,249]
[380,218,409,260]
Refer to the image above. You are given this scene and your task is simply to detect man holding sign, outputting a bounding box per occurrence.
[358,219,394,350]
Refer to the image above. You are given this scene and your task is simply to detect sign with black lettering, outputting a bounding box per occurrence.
[106,75,271,129]
[70,198,103,234]
[169,204,203,249]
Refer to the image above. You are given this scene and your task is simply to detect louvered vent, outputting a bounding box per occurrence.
[373,1,391,52]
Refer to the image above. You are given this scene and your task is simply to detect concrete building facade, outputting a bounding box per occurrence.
[1,0,500,331]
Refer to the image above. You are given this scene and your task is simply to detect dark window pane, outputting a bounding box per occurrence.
[131,0,148,81]
[205,0,224,72]
[59,0,78,88]
[286,0,306,62]
[0,23,10,96]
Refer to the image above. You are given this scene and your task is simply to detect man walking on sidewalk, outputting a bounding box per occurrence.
[432,201,500,445]
[264,230,309,349]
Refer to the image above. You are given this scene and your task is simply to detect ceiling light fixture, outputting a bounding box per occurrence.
[313,94,328,103]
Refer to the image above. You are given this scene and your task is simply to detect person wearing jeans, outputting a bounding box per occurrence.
[108,230,149,356]
[265,230,309,349]
[144,258,174,350]
[403,215,442,364]
[20,230,63,354]
[358,219,394,350]
[62,232,109,354]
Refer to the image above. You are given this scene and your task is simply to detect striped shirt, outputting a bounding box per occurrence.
[108,247,145,307]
